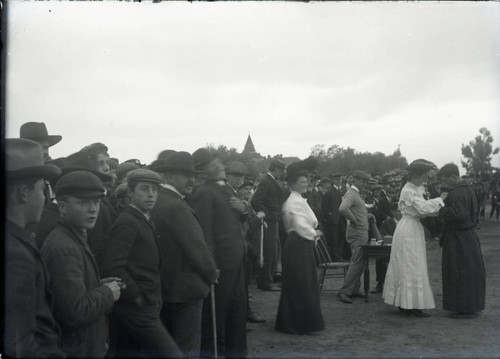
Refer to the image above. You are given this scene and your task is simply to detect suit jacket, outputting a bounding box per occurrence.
[151,187,217,303]
[379,218,397,237]
[339,187,369,243]
[251,174,283,224]
[42,219,114,358]
[375,192,392,227]
[4,221,63,359]
[102,205,163,307]
[192,181,246,271]
[321,186,343,226]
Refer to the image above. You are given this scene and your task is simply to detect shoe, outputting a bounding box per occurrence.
[450,312,478,319]
[338,292,353,304]
[409,309,431,317]
[247,312,267,323]
[350,291,366,299]
[370,284,383,294]
[398,307,411,314]
[260,285,281,292]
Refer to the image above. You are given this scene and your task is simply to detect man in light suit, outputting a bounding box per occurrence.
[250,157,286,292]
[150,152,218,358]
[192,149,248,359]
[337,170,373,304]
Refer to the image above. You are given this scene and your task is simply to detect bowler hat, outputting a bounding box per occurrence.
[352,170,371,181]
[55,170,105,199]
[157,150,176,161]
[127,169,163,185]
[20,122,62,147]
[6,138,61,179]
[225,161,247,175]
[270,157,286,169]
[192,148,216,170]
[152,151,198,174]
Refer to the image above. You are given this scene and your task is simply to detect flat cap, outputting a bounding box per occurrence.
[330,173,343,179]
[127,169,163,185]
[55,170,105,199]
[270,157,286,169]
[225,161,247,175]
[352,170,371,181]
[319,177,333,185]
[115,162,138,181]
[371,184,383,191]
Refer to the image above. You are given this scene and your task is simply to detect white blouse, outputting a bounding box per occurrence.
[281,191,319,241]
[398,182,444,219]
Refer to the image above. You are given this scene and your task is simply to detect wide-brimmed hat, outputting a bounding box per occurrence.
[20,122,62,147]
[286,156,320,181]
[192,148,216,171]
[6,138,61,179]
[225,161,247,176]
[55,170,105,199]
[151,151,198,174]
[407,159,437,172]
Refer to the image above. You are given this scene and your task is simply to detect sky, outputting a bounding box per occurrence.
[5,1,500,173]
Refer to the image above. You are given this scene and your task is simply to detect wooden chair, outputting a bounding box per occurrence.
[315,237,350,293]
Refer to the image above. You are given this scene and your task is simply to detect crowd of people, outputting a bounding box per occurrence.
[4,121,497,358]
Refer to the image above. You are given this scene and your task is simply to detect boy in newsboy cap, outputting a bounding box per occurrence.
[41,171,124,358]
[4,138,64,358]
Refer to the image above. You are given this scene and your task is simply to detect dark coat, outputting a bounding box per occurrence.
[4,221,64,359]
[321,186,343,226]
[439,181,485,313]
[379,218,397,237]
[306,189,323,220]
[251,174,283,224]
[151,188,217,303]
[34,202,60,249]
[102,205,163,307]
[192,181,246,271]
[87,197,116,271]
[41,219,115,358]
[375,192,392,227]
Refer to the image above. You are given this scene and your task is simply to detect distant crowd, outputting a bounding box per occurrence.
[4,121,498,358]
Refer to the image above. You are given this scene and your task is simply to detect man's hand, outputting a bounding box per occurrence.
[256,211,266,219]
[229,197,247,214]
[101,277,126,290]
[103,281,122,302]
[440,192,449,201]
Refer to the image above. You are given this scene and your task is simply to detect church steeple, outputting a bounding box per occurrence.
[243,134,256,154]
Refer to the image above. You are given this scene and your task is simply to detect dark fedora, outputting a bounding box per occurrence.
[6,138,61,179]
[55,170,105,199]
[192,148,215,171]
[20,122,62,147]
[152,151,198,174]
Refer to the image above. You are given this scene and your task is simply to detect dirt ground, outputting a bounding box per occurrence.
[247,205,500,358]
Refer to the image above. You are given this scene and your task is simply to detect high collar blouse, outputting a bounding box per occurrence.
[281,191,318,241]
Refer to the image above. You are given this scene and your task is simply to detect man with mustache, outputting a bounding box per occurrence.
[41,171,123,358]
[150,151,217,358]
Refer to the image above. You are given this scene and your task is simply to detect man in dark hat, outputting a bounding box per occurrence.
[150,152,217,357]
[41,171,123,358]
[20,122,62,163]
[338,170,372,304]
[250,156,286,292]
[321,173,348,261]
[102,169,182,358]
[191,152,248,358]
[437,163,486,319]
[4,138,64,358]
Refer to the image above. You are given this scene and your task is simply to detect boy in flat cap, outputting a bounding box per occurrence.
[250,156,286,292]
[4,138,64,358]
[41,171,123,358]
[150,152,217,357]
[102,169,182,358]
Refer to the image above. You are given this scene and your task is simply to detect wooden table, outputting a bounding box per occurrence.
[361,244,392,302]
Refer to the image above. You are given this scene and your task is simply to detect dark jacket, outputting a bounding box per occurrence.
[34,202,60,249]
[192,181,246,271]
[151,187,217,303]
[87,197,116,271]
[374,192,392,227]
[251,174,284,223]
[41,219,114,358]
[379,218,397,237]
[4,221,64,359]
[321,186,343,225]
[102,205,163,307]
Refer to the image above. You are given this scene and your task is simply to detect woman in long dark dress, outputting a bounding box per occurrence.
[275,164,324,335]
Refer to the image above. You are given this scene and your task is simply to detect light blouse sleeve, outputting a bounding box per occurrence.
[401,189,444,216]
[286,197,318,240]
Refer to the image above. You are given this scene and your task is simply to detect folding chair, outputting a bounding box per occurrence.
[315,237,350,293]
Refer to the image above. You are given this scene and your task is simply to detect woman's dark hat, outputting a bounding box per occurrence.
[286,156,320,180]
[407,159,437,172]
[151,151,199,174]
[6,138,61,179]
[55,170,105,199]
[20,122,62,147]
[126,169,163,185]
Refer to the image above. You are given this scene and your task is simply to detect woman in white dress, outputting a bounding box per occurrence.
[383,159,448,317]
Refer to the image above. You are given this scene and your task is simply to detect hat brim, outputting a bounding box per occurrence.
[25,135,62,147]
[59,190,106,199]
[152,165,200,175]
[8,165,62,180]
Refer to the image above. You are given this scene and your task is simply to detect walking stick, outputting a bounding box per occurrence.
[210,284,218,359]
[259,219,264,268]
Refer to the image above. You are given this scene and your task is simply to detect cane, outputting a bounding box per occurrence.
[259,219,264,268]
[210,284,218,359]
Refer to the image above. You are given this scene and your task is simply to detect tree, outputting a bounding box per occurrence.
[461,127,499,180]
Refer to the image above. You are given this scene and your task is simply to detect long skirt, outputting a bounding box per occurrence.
[442,229,485,313]
[275,231,324,334]
[383,216,435,309]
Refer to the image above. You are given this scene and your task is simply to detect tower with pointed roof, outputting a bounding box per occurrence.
[243,134,256,154]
